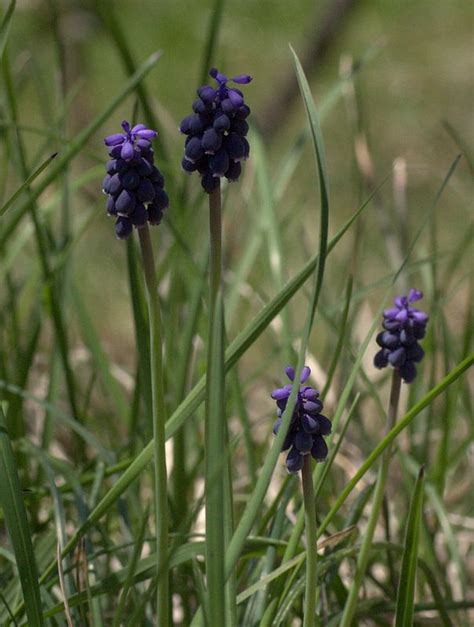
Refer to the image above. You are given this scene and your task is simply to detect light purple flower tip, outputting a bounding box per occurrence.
[228,89,244,107]
[232,74,252,84]
[209,68,228,84]
[271,387,290,401]
[136,129,158,140]
[285,366,295,381]
[121,120,131,133]
[384,307,399,319]
[303,388,319,401]
[132,124,146,132]
[394,296,408,308]
[395,309,409,322]
[300,366,311,383]
[121,141,134,161]
[104,133,125,146]
[412,311,428,323]
[408,288,423,302]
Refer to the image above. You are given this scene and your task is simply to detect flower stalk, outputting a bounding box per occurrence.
[340,369,401,626]
[301,455,318,627]
[137,224,169,626]
[205,182,228,624]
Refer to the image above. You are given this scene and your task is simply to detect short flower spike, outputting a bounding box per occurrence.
[374,289,429,383]
[103,121,169,239]
[272,367,331,474]
[180,68,252,193]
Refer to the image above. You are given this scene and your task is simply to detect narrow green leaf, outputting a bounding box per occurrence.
[395,466,425,627]
[290,44,329,325]
[71,287,129,425]
[0,380,114,462]
[0,406,43,626]
[0,0,15,62]
[0,153,57,218]
[199,0,226,86]
[112,509,150,627]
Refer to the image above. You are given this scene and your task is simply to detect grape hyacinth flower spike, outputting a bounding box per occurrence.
[103,121,169,239]
[374,288,429,383]
[271,366,331,474]
[180,68,252,192]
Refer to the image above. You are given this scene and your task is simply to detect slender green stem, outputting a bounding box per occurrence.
[340,370,401,627]
[209,185,223,303]
[137,225,169,626]
[205,183,227,624]
[301,455,318,627]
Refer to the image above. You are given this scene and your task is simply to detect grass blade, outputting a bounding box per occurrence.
[0,153,57,218]
[395,466,425,627]
[0,0,15,62]
[0,405,43,626]
[199,0,226,86]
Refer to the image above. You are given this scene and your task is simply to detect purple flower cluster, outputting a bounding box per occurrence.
[374,289,429,383]
[103,121,169,239]
[180,68,252,193]
[271,367,331,474]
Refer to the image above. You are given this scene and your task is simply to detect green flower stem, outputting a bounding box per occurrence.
[301,455,318,627]
[137,225,169,626]
[206,183,227,624]
[340,370,402,627]
[209,185,223,303]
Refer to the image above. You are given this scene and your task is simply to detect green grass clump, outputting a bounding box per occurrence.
[0,1,472,625]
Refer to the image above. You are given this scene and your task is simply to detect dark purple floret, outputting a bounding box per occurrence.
[271,366,331,474]
[102,120,168,239]
[179,67,252,193]
[374,289,429,383]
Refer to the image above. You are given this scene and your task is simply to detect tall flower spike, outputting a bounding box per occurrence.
[271,367,331,474]
[180,68,252,193]
[374,289,429,383]
[103,121,169,239]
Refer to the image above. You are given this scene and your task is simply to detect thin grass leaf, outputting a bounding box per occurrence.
[290,43,329,324]
[0,153,57,218]
[71,287,129,426]
[96,2,169,172]
[0,406,43,627]
[253,129,293,361]
[0,381,114,462]
[274,43,382,202]
[442,120,474,175]
[0,0,15,62]
[112,509,149,627]
[404,453,468,596]
[394,466,425,627]
[199,0,226,86]
[321,275,353,398]
[56,544,73,627]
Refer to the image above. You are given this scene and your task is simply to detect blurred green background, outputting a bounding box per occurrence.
[3,0,473,357]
